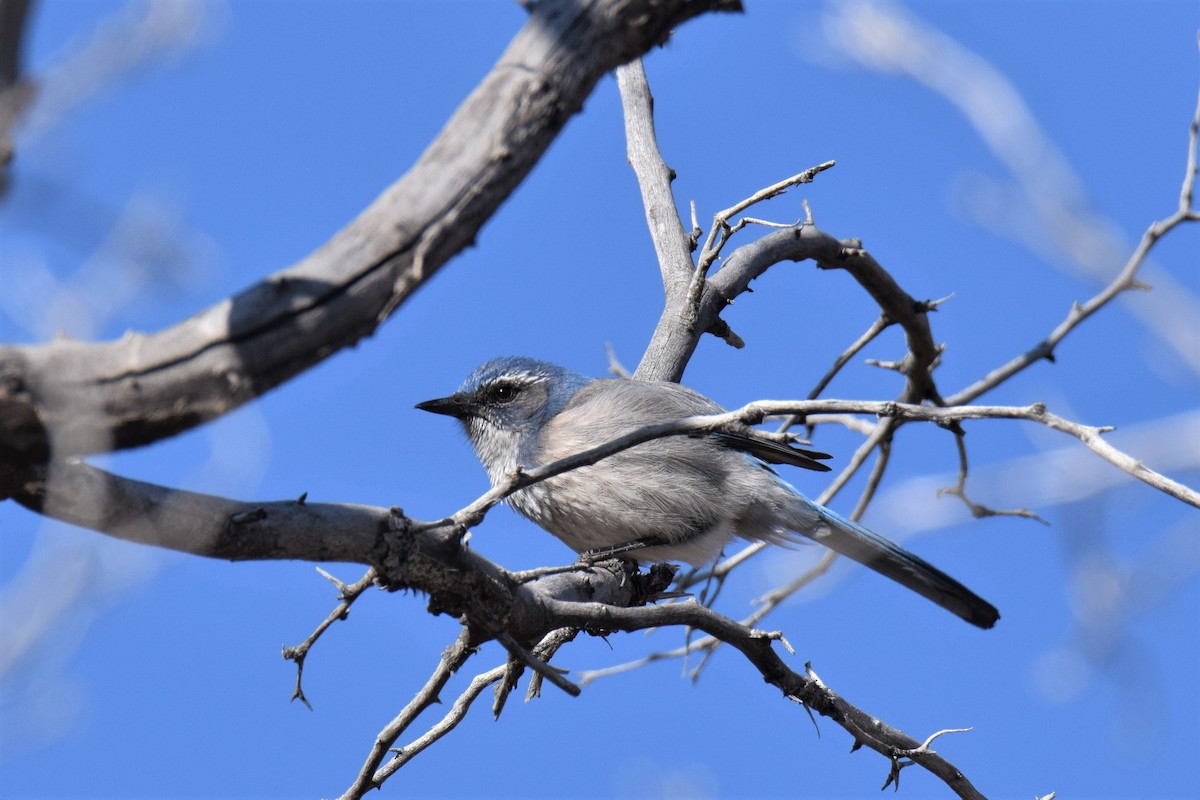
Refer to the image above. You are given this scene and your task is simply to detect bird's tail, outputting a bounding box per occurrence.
[798,503,999,629]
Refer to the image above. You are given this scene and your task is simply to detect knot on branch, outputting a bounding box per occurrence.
[373,514,520,628]
[372,507,415,580]
[508,560,678,642]
[733,405,768,428]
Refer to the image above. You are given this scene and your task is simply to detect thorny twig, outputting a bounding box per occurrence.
[281,567,378,709]
[684,161,836,327]
[342,626,584,799]
[937,429,1049,524]
[948,60,1200,405]
[337,628,478,799]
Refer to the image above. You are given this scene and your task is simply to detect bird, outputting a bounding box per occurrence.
[416,356,999,629]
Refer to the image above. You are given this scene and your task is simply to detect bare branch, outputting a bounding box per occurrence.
[338,629,479,799]
[537,597,987,800]
[353,626,576,798]
[0,0,743,467]
[937,429,1050,525]
[616,59,694,293]
[0,0,31,94]
[1177,33,1200,215]
[11,458,391,561]
[281,567,379,710]
[948,198,1196,404]
[636,218,948,391]
[604,342,632,377]
[381,661,505,780]
[694,161,836,275]
[617,62,847,384]
[521,627,580,702]
[851,428,892,520]
[493,629,580,697]
[477,398,1200,512]
[581,547,840,687]
[820,1,1200,375]
[636,172,846,382]
[882,726,975,792]
[806,314,893,402]
[710,224,947,404]
[617,49,939,395]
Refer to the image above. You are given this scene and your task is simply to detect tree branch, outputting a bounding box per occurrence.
[616,59,695,295]
[281,566,379,710]
[615,66,936,391]
[535,596,987,800]
[0,0,742,470]
[946,32,1200,406]
[338,628,480,800]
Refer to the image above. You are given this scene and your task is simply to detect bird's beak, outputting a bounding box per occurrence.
[415,393,474,419]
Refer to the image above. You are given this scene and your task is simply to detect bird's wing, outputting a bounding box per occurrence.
[709,431,833,472]
[545,379,834,472]
[594,380,834,471]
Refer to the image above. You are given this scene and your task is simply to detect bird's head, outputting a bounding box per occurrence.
[416,356,589,479]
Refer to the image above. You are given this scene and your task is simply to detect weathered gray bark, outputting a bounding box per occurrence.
[0,0,740,477]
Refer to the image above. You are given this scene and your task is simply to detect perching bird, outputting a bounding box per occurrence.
[417,356,999,629]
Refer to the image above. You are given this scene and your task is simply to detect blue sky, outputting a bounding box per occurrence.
[2,1,1198,798]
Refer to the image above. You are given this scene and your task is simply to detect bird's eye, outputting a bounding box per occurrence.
[491,383,518,402]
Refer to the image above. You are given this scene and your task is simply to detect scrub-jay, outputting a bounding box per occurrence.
[417,356,998,628]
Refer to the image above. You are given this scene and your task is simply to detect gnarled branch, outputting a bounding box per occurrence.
[0,0,742,472]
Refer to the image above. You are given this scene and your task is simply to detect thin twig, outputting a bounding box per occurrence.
[937,429,1049,524]
[365,664,506,789]
[715,162,838,231]
[522,627,580,702]
[688,161,836,315]
[362,625,582,795]
[280,567,378,709]
[809,314,892,402]
[338,628,478,800]
[852,437,892,521]
[494,630,580,697]
[949,65,1200,405]
[1176,34,1200,214]
[541,597,987,799]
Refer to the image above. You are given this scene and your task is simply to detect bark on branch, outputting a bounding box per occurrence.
[0,0,741,476]
[618,61,942,402]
